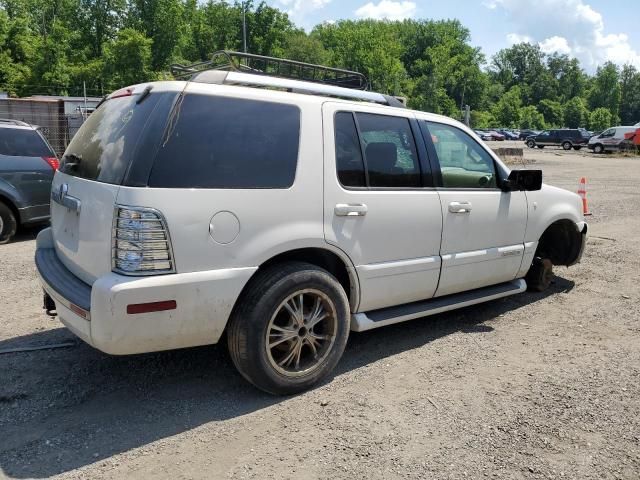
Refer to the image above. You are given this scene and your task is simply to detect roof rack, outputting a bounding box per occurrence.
[170,51,406,108]
[171,51,368,90]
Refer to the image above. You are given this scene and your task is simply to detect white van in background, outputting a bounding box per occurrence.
[588,126,637,153]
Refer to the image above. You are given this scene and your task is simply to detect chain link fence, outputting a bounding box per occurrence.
[0,97,100,157]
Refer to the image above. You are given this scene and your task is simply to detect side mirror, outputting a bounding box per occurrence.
[502,169,542,192]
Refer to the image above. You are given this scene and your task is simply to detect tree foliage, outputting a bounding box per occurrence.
[564,97,590,129]
[519,105,545,129]
[0,0,637,128]
[589,107,613,132]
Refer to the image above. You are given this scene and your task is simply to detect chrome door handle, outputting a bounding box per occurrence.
[335,203,368,217]
[448,201,472,214]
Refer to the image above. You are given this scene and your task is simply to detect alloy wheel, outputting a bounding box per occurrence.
[266,289,338,378]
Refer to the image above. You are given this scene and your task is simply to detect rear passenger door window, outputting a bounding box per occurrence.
[334,111,421,189]
[424,121,497,189]
[356,113,421,188]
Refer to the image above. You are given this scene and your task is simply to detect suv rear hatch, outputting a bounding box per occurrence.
[51,85,177,284]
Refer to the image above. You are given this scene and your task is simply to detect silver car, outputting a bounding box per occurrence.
[0,119,58,243]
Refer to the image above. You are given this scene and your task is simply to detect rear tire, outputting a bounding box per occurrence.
[562,141,572,150]
[525,258,553,292]
[537,145,544,149]
[227,262,350,395]
[573,146,582,151]
[0,201,17,244]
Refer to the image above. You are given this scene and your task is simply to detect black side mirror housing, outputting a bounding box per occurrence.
[503,169,542,192]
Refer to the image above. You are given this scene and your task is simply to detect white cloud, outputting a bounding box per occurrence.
[277,0,331,29]
[487,0,640,70]
[507,33,533,45]
[539,36,571,55]
[354,1,416,21]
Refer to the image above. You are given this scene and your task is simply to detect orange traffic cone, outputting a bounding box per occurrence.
[578,177,591,216]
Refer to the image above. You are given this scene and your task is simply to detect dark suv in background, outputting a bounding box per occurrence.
[0,119,58,243]
[525,129,590,150]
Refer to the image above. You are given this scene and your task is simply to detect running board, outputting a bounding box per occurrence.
[350,279,527,332]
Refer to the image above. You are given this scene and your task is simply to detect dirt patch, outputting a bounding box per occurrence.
[1,143,639,479]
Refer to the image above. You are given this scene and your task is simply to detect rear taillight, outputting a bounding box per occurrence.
[42,156,59,170]
[112,206,175,275]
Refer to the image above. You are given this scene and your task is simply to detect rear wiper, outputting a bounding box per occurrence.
[136,85,153,104]
[62,153,83,169]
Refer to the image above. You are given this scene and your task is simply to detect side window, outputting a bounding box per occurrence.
[425,121,497,189]
[355,113,420,188]
[601,129,614,137]
[148,94,300,188]
[334,112,366,187]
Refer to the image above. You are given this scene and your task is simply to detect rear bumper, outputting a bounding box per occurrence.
[35,228,257,355]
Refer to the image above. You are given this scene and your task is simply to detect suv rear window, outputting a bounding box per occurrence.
[148,94,300,189]
[0,128,54,157]
[59,92,169,184]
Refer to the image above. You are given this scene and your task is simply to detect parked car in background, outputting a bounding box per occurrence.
[474,130,493,141]
[519,129,540,140]
[0,119,58,243]
[486,130,505,141]
[588,126,638,153]
[525,129,589,150]
[496,129,519,140]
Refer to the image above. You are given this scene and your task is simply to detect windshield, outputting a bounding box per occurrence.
[0,129,54,157]
[59,92,168,184]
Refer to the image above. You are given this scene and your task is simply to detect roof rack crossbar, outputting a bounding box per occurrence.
[171,50,369,91]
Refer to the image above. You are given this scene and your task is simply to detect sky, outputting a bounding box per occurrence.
[266,0,640,72]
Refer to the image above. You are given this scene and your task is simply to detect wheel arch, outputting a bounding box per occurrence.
[0,192,21,225]
[535,218,586,266]
[234,246,361,315]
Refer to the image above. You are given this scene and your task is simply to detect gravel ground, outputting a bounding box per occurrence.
[1,143,639,479]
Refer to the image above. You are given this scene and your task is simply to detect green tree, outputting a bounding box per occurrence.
[314,20,407,94]
[491,85,522,127]
[76,0,126,57]
[490,43,554,104]
[470,110,494,129]
[127,0,185,70]
[619,64,640,125]
[563,96,589,128]
[538,99,564,127]
[547,53,587,102]
[519,105,545,129]
[282,32,328,65]
[589,61,620,123]
[103,27,153,87]
[589,107,613,131]
[400,20,487,113]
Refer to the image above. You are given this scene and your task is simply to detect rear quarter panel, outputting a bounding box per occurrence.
[115,84,329,274]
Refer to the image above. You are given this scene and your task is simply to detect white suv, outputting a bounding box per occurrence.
[35,53,587,394]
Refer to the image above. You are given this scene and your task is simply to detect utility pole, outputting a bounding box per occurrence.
[83,81,88,121]
[242,2,247,53]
